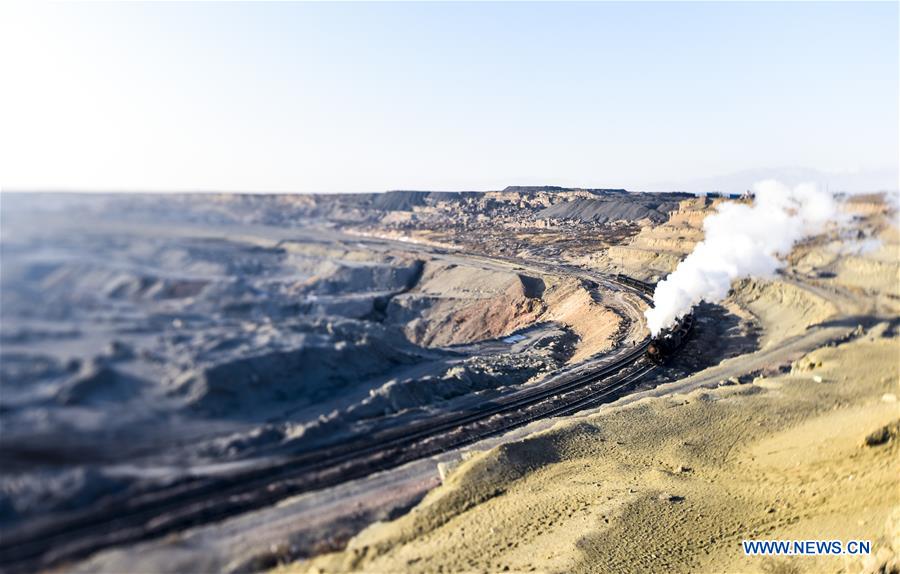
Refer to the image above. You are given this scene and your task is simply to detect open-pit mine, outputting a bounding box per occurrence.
[0,187,897,574]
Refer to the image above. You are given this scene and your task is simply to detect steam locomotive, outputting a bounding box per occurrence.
[612,273,693,362]
[646,313,694,363]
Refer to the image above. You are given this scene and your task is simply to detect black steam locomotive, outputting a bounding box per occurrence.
[612,273,693,363]
[646,313,694,363]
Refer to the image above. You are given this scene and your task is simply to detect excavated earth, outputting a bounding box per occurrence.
[287,191,900,574]
[3,188,895,574]
[0,189,658,557]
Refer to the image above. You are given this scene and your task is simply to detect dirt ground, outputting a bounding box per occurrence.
[284,205,899,574]
[289,325,898,574]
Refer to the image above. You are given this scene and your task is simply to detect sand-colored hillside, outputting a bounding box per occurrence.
[731,278,839,348]
[291,328,899,574]
[794,210,900,317]
[602,197,723,280]
[541,278,622,363]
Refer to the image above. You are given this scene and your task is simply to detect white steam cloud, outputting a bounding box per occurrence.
[645,180,843,336]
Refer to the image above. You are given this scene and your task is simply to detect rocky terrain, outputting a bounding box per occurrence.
[0,188,675,544]
[2,187,896,574]
[279,190,899,574]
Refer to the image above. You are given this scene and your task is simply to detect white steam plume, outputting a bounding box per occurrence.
[645,180,842,336]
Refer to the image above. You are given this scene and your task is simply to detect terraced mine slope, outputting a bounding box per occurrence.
[286,191,900,574]
[2,188,896,573]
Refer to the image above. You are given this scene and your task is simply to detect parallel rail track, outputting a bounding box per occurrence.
[0,276,659,573]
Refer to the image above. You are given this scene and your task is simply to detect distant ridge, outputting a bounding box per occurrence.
[537,194,684,223]
[382,186,633,195]
[368,186,694,212]
[501,186,629,194]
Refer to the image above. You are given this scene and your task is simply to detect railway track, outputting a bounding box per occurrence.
[0,275,659,573]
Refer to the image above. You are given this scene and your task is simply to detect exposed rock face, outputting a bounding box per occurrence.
[864,420,899,447]
[542,278,623,362]
[537,195,681,224]
[603,196,721,281]
[384,262,622,362]
[390,263,547,347]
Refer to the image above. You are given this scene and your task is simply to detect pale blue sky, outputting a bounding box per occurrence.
[1,1,897,193]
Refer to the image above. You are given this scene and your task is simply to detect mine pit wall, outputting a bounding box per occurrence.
[389,261,624,364]
[798,201,900,314]
[390,262,547,348]
[783,197,900,324]
[541,278,623,363]
[835,256,900,294]
[730,278,839,348]
[601,197,724,282]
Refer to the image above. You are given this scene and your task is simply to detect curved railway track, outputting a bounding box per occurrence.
[0,275,660,573]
